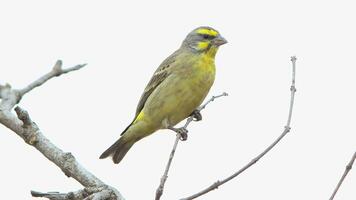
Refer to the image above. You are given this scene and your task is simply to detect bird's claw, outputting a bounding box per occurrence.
[169,127,188,141]
[190,109,202,121]
[178,128,188,141]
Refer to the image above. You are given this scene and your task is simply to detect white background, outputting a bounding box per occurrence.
[0,0,355,199]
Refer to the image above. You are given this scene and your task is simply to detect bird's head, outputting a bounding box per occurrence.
[182,26,227,55]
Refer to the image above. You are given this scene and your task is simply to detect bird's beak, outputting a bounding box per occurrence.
[213,36,228,46]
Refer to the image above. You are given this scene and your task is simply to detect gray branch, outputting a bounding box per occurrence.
[31,185,119,200]
[155,92,228,200]
[329,151,356,200]
[18,60,86,97]
[179,56,297,200]
[0,61,124,200]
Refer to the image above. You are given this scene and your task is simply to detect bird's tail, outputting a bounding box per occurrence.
[99,134,136,164]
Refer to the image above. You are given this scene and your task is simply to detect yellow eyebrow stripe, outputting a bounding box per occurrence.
[196,28,218,36]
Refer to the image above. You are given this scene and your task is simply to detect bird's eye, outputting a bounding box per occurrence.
[202,34,210,39]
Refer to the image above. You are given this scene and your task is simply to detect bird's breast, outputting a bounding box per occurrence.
[162,55,216,125]
[191,53,216,90]
[142,53,216,130]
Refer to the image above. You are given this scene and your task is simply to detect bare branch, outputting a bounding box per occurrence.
[18,60,86,97]
[0,61,124,200]
[0,61,86,111]
[12,105,102,186]
[329,151,356,200]
[0,83,10,99]
[155,92,228,200]
[31,190,85,200]
[31,185,120,200]
[0,83,21,111]
[8,106,124,199]
[180,56,297,200]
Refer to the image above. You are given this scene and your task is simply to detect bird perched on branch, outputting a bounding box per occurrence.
[100,26,227,164]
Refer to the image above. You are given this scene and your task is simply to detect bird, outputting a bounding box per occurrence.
[100,26,227,164]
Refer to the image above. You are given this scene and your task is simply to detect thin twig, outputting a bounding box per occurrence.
[18,60,86,97]
[180,56,297,200]
[155,92,228,200]
[329,151,356,200]
[0,61,86,111]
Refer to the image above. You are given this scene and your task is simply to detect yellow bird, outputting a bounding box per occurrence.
[100,26,227,164]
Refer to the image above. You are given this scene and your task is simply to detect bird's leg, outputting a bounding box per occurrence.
[168,127,188,141]
[190,109,202,121]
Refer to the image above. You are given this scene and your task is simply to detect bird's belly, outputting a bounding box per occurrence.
[143,71,214,129]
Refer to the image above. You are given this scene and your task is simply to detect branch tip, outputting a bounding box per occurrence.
[0,83,11,89]
[5,83,11,88]
[290,56,297,62]
[53,60,63,70]
[31,190,59,197]
[14,60,87,101]
[0,83,12,99]
[80,63,88,68]
[180,56,297,199]
[14,106,32,126]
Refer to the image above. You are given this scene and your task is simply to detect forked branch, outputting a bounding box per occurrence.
[179,56,297,200]
[155,92,228,200]
[0,61,124,200]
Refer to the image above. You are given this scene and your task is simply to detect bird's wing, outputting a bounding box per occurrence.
[135,52,178,116]
[120,51,179,136]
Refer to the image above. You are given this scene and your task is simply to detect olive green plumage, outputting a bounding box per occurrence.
[100,26,227,164]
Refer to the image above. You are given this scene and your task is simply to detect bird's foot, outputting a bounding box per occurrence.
[190,109,202,121]
[169,127,188,141]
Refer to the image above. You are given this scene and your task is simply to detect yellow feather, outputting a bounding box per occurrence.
[133,111,144,123]
[197,41,210,50]
[199,46,218,74]
[195,28,218,36]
